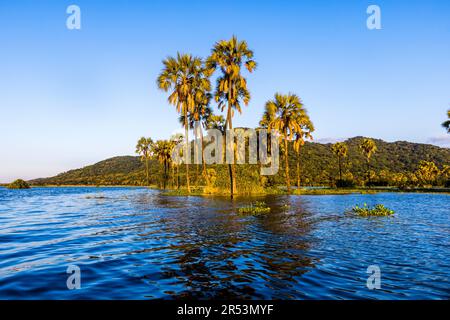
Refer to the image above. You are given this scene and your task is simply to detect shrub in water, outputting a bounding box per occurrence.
[238,201,271,215]
[352,204,394,216]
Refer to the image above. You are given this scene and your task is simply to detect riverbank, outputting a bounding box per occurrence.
[3,184,449,195]
[162,186,450,196]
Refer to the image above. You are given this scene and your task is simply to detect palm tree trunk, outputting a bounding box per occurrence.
[171,163,175,189]
[227,104,236,198]
[200,129,210,187]
[145,158,149,186]
[184,108,191,193]
[284,136,291,194]
[176,165,180,189]
[338,156,342,181]
[163,160,167,189]
[296,150,300,188]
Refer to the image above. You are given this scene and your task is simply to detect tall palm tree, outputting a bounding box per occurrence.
[293,114,314,188]
[206,36,257,198]
[135,137,153,186]
[331,142,348,182]
[157,53,209,193]
[442,110,450,133]
[262,93,311,194]
[359,138,377,185]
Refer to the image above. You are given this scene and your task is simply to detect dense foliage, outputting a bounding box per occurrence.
[7,179,31,189]
[352,204,395,217]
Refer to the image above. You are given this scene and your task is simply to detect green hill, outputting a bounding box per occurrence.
[29,137,449,187]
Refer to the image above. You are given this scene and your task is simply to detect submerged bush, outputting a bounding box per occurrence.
[7,179,31,189]
[335,179,355,188]
[352,204,394,217]
[238,201,271,215]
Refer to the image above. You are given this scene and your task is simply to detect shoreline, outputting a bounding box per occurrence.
[2,185,448,196]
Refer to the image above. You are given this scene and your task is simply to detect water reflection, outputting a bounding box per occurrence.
[126,194,318,299]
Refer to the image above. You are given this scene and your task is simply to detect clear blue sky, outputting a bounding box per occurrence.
[1,0,449,182]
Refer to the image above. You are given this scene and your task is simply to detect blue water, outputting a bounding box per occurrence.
[0,187,448,299]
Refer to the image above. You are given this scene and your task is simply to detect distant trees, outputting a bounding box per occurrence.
[152,140,175,189]
[359,138,377,185]
[7,179,30,189]
[416,160,440,187]
[135,137,153,186]
[331,142,348,182]
[443,110,450,133]
[293,111,314,188]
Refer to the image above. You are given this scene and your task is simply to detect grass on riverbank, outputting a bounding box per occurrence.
[163,186,450,196]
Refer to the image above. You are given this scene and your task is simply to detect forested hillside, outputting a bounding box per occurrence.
[29,137,449,188]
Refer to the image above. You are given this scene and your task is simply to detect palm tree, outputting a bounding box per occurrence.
[293,114,314,188]
[262,93,311,194]
[359,138,377,185]
[157,53,209,193]
[206,36,257,198]
[442,110,450,133]
[152,140,173,189]
[170,133,184,189]
[206,114,226,133]
[135,137,153,186]
[331,142,348,182]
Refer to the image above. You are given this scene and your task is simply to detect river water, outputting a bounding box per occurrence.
[0,187,448,299]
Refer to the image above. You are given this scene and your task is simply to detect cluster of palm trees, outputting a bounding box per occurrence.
[144,36,426,194]
[155,36,316,197]
[135,136,182,189]
[330,138,377,186]
[260,93,314,193]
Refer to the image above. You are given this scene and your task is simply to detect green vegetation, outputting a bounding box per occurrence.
[7,179,30,189]
[359,138,377,186]
[352,204,395,217]
[238,201,271,215]
[442,110,450,133]
[332,142,348,185]
[28,137,450,192]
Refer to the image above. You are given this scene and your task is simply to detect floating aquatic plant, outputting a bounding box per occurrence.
[238,201,271,215]
[352,203,394,216]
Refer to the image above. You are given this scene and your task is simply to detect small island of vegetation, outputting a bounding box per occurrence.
[352,204,395,217]
[7,179,31,190]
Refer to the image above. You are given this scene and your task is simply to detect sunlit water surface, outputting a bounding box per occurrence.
[0,187,448,299]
